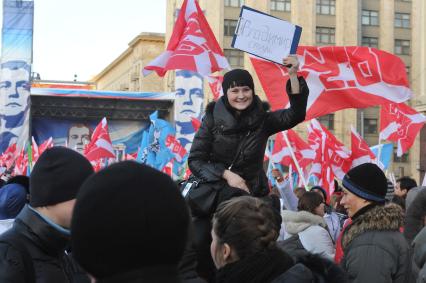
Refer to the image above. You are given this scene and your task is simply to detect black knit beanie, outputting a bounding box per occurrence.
[342,163,387,203]
[30,147,94,207]
[71,161,190,279]
[222,69,254,96]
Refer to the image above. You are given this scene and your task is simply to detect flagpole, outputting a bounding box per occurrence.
[282,131,308,189]
[376,137,382,167]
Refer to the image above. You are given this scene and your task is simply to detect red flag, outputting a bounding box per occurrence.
[207,75,224,100]
[165,135,187,163]
[191,117,201,132]
[84,118,116,162]
[38,137,53,156]
[350,126,375,167]
[380,103,426,156]
[308,119,352,194]
[31,137,39,163]
[0,143,17,169]
[143,0,229,77]
[250,46,412,120]
[271,130,314,169]
[13,148,28,176]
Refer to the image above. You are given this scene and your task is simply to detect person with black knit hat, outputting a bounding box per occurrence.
[337,163,411,283]
[187,55,308,280]
[71,161,190,283]
[0,146,93,282]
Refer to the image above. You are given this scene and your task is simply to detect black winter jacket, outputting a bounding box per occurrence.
[188,77,308,197]
[0,205,89,283]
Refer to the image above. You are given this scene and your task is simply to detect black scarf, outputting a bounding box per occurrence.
[216,247,294,283]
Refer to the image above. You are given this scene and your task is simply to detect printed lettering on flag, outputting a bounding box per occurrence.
[143,0,229,77]
[380,103,426,156]
[250,46,412,120]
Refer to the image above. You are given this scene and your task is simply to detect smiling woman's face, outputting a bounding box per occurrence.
[226,85,253,111]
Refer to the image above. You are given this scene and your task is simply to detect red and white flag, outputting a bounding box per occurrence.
[143,0,229,77]
[191,117,201,132]
[84,118,116,162]
[350,126,375,167]
[38,137,53,156]
[165,134,187,163]
[207,75,224,100]
[250,46,412,120]
[271,129,314,168]
[308,119,352,194]
[0,143,17,169]
[380,103,426,156]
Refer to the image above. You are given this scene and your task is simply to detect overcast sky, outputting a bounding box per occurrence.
[0,0,167,81]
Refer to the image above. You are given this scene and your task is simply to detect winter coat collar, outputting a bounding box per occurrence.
[281,210,327,235]
[15,205,70,256]
[342,203,404,249]
[96,264,181,283]
[207,96,269,133]
[216,247,294,283]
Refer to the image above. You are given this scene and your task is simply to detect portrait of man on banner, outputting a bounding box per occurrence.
[174,70,204,152]
[67,123,92,154]
[0,60,31,152]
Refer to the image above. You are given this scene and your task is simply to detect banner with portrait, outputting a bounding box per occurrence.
[32,118,149,155]
[174,70,204,153]
[0,0,34,153]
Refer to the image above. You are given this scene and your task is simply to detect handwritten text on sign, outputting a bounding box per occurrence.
[232,6,302,65]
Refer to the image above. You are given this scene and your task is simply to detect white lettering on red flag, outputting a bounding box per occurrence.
[250,46,412,120]
[380,103,426,156]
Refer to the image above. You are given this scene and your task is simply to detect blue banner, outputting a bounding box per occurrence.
[0,0,34,153]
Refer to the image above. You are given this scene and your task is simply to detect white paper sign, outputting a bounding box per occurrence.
[232,6,302,65]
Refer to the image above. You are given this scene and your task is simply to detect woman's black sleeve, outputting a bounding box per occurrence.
[188,116,226,182]
[266,76,309,135]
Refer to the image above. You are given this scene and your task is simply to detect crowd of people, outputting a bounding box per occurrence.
[0,57,424,282]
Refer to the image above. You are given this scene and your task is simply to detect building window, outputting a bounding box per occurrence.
[318,114,334,130]
[361,36,379,48]
[316,27,335,45]
[316,0,335,15]
[364,118,378,134]
[224,49,244,68]
[406,65,410,79]
[395,39,410,55]
[224,19,238,36]
[271,0,291,12]
[362,10,379,26]
[395,13,410,28]
[224,0,244,7]
[398,0,411,2]
[394,148,409,163]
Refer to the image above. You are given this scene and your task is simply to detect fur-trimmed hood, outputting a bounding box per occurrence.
[342,203,404,249]
[281,210,327,235]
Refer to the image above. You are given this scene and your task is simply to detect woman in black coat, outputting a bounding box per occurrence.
[188,55,308,198]
[185,56,308,282]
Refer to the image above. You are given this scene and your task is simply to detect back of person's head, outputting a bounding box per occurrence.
[294,186,307,199]
[30,146,93,207]
[397,176,417,191]
[298,191,323,215]
[404,188,426,244]
[71,161,189,280]
[6,175,29,194]
[310,186,328,203]
[406,186,423,210]
[212,196,280,260]
[0,183,26,219]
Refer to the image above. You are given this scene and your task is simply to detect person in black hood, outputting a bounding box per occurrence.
[188,55,308,198]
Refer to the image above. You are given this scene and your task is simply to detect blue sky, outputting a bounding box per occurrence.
[0,0,166,81]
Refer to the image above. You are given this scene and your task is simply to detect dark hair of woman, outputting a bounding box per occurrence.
[298,191,324,214]
[212,196,280,259]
